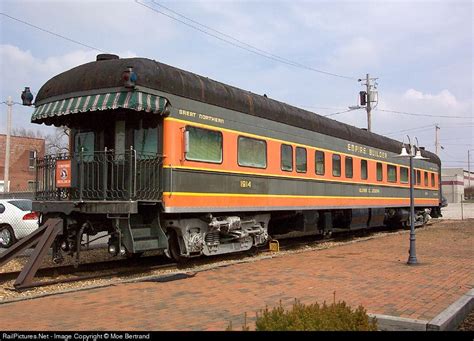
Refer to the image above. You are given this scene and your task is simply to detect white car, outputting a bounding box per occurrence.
[0,199,39,248]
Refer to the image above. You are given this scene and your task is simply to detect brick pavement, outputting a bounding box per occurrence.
[1,220,472,330]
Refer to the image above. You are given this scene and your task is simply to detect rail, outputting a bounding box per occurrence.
[35,148,163,201]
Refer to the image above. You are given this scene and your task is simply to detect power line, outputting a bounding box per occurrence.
[300,105,347,111]
[0,12,107,53]
[375,108,471,119]
[135,0,357,81]
[381,124,436,136]
[324,108,363,117]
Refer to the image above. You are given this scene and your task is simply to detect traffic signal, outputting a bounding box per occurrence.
[359,91,367,106]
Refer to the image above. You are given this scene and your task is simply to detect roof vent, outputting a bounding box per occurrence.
[96,54,119,61]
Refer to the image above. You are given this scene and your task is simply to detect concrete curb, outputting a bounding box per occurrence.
[369,288,474,331]
[427,288,474,331]
[368,314,428,331]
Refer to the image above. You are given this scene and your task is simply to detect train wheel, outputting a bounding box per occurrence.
[168,230,188,264]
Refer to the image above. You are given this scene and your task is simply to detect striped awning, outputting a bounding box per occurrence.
[31,91,168,122]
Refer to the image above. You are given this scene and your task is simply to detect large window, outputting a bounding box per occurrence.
[424,172,429,186]
[315,151,325,175]
[376,162,383,181]
[74,131,95,160]
[345,157,353,178]
[361,160,368,180]
[238,136,267,168]
[281,144,293,171]
[296,147,307,173]
[400,167,409,183]
[416,170,421,185]
[387,165,397,183]
[431,173,436,187]
[332,154,341,177]
[134,120,158,158]
[186,126,223,163]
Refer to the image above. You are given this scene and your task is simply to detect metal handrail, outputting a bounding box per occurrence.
[35,149,162,202]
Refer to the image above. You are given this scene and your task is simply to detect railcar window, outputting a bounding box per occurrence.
[332,154,341,177]
[186,126,223,163]
[134,120,158,158]
[315,151,325,175]
[238,136,267,169]
[296,147,307,173]
[424,172,429,186]
[416,170,421,185]
[387,165,397,183]
[431,173,436,187]
[345,157,353,178]
[74,131,95,160]
[361,160,368,180]
[400,167,409,183]
[281,144,293,171]
[376,162,383,181]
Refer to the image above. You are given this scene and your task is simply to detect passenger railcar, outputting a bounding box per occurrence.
[29,54,441,262]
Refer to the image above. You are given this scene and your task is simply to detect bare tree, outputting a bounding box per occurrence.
[45,126,70,155]
[11,126,70,155]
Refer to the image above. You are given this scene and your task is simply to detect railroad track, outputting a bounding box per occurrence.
[0,223,419,291]
[0,255,177,290]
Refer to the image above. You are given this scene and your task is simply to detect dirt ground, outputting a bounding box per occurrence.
[458,309,474,331]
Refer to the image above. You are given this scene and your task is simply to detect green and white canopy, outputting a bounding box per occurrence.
[32,90,168,122]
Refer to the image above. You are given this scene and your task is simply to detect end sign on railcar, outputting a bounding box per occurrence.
[55,160,72,188]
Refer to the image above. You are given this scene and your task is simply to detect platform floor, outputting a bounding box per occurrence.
[1,220,472,331]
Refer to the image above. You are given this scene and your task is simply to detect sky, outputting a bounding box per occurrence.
[0,0,472,169]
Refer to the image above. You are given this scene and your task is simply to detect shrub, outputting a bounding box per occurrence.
[254,299,377,331]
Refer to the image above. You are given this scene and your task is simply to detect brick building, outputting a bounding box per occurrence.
[0,134,45,192]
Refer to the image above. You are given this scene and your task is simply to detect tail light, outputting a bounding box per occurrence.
[23,212,39,220]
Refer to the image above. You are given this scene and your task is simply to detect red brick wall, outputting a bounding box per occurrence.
[0,135,45,191]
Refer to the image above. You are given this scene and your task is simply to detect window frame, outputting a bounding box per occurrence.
[237,135,267,169]
[29,150,35,168]
[185,125,223,164]
[332,154,341,177]
[400,167,409,184]
[295,147,307,173]
[345,156,353,179]
[416,170,421,185]
[281,144,293,172]
[315,150,325,175]
[424,171,429,186]
[387,164,397,183]
[376,162,383,182]
[361,159,368,180]
[431,173,436,188]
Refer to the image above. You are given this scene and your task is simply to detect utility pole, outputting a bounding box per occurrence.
[366,74,372,132]
[4,96,12,193]
[435,124,440,155]
[358,74,377,132]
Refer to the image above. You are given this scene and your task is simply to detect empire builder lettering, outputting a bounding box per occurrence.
[347,143,388,159]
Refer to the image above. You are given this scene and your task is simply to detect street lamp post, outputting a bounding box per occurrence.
[396,136,428,265]
[407,151,417,265]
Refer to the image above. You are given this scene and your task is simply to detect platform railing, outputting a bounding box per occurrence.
[35,149,162,201]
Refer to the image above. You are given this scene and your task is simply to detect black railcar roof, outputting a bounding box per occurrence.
[34,57,440,166]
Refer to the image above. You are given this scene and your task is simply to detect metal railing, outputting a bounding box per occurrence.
[35,148,163,201]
